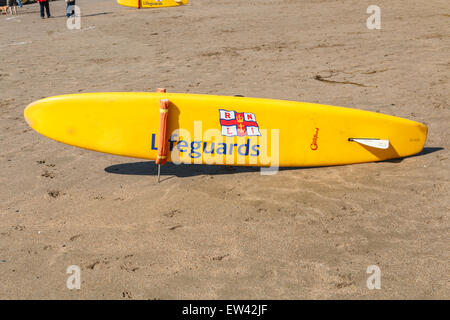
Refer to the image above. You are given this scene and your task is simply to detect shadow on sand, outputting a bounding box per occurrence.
[47,12,112,19]
[105,161,304,178]
[380,147,443,163]
[105,147,443,178]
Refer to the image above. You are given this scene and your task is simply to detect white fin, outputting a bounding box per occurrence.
[350,138,389,149]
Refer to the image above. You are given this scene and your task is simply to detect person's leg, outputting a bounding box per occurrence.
[45,1,50,17]
[68,1,75,17]
[40,2,45,18]
[66,3,70,17]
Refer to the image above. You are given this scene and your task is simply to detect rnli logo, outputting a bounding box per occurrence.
[219,110,261,137]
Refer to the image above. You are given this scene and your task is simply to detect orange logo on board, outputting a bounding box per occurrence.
[310,128,319,150]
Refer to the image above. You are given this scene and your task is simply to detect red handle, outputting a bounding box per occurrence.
[156,99,169,165]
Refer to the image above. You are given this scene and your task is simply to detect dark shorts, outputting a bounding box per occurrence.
[7,0,17,6]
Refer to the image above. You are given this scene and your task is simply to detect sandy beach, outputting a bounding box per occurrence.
[0,0,449,299]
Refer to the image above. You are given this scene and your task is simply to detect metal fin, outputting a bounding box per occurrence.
[349,138,390,149]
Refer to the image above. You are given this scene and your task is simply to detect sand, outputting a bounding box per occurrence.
[0,0,448,299]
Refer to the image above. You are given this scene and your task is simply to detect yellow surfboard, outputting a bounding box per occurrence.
[24,93,427,167]
[117,0,188,9]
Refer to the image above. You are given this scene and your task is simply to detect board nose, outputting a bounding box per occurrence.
[24,101,38,129]
[24,97,53,132]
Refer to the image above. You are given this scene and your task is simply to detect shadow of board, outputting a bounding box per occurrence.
[379,147,443,163]
[105,162,294,178]
[105,147,443,178]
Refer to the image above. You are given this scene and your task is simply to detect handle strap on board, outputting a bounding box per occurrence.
[155,88,169,183]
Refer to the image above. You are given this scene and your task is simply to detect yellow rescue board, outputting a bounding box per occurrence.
[117,0,188,8]
[24,93,427,167]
